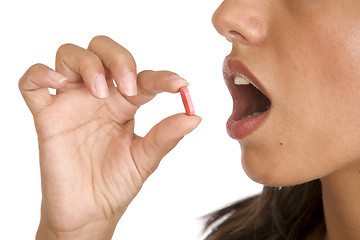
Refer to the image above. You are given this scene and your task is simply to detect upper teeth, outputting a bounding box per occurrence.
[234,75,251,85]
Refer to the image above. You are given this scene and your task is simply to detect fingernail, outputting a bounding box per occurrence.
[95,74,109,99]
[169,74,189,86]
[48,70,67,84]
[122,72,137,96]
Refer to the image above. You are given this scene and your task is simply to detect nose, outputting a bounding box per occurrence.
[212,0,268,46]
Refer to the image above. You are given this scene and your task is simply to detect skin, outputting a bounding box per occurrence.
[19,1,360,240]
[212,0,360,239]
[19,36,201,239]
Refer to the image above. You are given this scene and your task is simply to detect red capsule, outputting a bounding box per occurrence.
[179,86,195,116]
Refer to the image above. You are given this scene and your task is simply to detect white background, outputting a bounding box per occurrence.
[0,0,262,239]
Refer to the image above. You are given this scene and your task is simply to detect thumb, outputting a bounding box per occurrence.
[131,113,202,181]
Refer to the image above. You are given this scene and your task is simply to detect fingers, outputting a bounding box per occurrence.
[55,36,137,98]
[131,113,202,181]
[55,43,109,99]
[88,36,137,96]
[125,70,189,107]
[23,36,191,115]
[19,64,67,115]
[55,36,187,104]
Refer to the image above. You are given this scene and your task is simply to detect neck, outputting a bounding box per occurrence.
[321,160,360,240]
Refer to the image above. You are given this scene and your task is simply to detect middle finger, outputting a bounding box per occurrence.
[88,36,138,96]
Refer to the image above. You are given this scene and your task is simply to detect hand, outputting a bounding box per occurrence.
[19,36,201,240]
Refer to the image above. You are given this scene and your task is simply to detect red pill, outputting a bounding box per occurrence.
[179,86,195,116]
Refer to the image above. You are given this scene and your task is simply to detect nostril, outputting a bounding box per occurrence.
[229,21,266,46]
[229,30,246,40]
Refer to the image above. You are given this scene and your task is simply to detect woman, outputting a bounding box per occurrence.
[19,1,360,239]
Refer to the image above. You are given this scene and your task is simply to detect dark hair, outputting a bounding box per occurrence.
[203,179,325,240]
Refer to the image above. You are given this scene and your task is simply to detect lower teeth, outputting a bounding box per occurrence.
[240,104,271,120]
[241,111,264,120]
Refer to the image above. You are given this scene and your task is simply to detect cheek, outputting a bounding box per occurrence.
[242,72,360,186]
[240,120,360,187]
[240,25,360,187]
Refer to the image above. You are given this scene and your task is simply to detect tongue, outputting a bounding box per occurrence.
[234,84,270,120]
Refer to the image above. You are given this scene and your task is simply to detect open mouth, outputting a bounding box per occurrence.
[223,58,271,139]
[230,74,271,121]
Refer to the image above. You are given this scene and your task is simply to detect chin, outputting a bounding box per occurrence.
[240,145,323,187]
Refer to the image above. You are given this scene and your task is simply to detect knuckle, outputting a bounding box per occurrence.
[29,63,47,72]
[138,70,153,75]
[88,35,136,72]
[109,50,134,69]
[108,57,135,76]
[89,35,107,47]
[117,48,134,62]
[79,53,102,71]
[19,63,46,88]
[56,43,73,55]
[108,49,134,68]
[153,131,168,150]
[55,43,74,62]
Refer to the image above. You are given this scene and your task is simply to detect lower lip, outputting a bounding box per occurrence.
[226,109,271,140]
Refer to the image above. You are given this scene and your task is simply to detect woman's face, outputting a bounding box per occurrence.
[213,0,360,186]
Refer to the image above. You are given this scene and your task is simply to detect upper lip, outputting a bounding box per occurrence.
[223,56,269,99]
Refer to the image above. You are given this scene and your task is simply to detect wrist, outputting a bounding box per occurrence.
[36,219,118,240]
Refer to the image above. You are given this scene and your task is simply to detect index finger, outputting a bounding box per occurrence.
[124,70,189,107]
